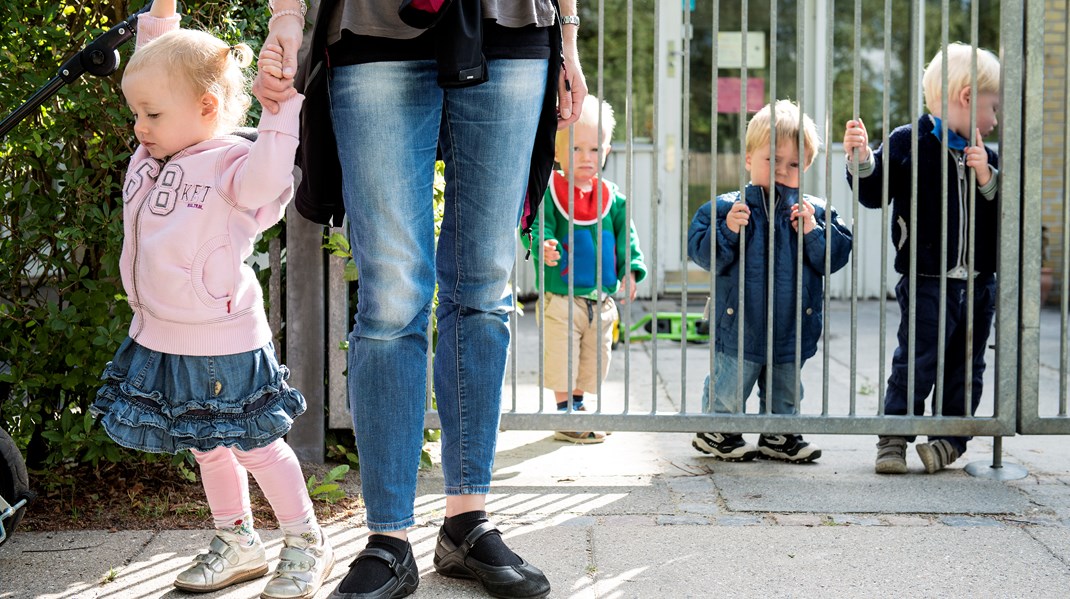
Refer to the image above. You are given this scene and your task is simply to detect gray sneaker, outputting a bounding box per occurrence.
[916,439,961,474]
[174,531,268,592]
[875,436,908,474]
[261,530,336,599]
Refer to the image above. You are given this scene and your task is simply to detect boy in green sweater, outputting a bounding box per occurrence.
[529,96,647,443]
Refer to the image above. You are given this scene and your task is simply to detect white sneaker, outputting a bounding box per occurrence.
[174,531,268,592]
[261,530,336,599]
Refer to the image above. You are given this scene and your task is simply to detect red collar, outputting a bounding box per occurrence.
[549,171,612,224]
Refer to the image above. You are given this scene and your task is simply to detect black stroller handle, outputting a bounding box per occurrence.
[0,3,151,139]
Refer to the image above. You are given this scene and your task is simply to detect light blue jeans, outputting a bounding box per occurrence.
[329,59,547,532]
[701,352,806,418]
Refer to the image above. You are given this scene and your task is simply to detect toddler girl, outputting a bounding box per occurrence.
[90,2,331,597]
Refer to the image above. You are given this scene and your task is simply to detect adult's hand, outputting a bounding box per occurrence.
[557,1,587,129]
[263,10,303,80]
[257,4,304,114]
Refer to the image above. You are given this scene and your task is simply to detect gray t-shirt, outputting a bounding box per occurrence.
[328,0,557,44]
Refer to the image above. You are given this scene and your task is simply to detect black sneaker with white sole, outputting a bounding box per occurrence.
[692,433,758,461]
[757,434,821,463]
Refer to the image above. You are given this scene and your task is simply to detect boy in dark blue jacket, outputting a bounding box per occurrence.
[689,100,853,463]
[843,43,1000,474]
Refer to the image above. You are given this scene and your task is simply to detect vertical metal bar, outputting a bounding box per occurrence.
[907,0,920,417]
[594,0,606,414]
[992,436,1004,468]
[877,0,891,416]
[651,0,661,414]
[765,0,777,417]
[1062,15,1070,417]
[822,0,835,416]
[737,0,748,412]
[850,0,861,415]
[623,0,634,415]
[681,1,692,413]
[510,251,518,413]
[934,1,950,418]
[962,0,979,417]
[567,124,575,415]
[708,0,719,415]
[794,0,806,410]
[1017,0,1042,430]
[538,165,547,413]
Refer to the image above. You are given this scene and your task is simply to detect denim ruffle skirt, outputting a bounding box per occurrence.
[91,337,307,454]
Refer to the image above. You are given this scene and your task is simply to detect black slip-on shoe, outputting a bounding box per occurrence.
[433,522,551,599]
[327,545,418,599]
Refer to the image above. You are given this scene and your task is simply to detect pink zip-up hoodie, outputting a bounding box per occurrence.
[120,15,304,356]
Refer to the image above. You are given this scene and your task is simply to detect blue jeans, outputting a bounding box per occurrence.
[884,274,997,454]
[329,59,547,532]
[701,352,806,420]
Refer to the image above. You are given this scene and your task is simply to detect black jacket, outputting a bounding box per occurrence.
[294,0,562,233]
[846,114,1000,276]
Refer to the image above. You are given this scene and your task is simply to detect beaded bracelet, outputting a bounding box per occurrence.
[269,0,307,17]
[268,9,304,28]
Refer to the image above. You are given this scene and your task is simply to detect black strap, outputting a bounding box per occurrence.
[461,521,501,551]
[352,546,408,578]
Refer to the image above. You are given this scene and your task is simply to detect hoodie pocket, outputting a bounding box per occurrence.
[191,235,234,309]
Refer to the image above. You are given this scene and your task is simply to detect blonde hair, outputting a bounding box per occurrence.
[567,95,616,145]
[124,29,254,134]
[745,99,821,167]
[922,43,1000,115]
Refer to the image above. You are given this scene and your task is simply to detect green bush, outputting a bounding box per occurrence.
[0,1,270,478]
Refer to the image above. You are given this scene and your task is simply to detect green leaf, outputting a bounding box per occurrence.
[310,483,340,496]
[325,464,350,482]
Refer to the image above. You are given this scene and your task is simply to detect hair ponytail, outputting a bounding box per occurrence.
[228,43,254,69]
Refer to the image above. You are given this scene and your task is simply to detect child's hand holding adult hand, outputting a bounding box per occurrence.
[965,128,991,187]
[791,198,818,235]
[843,119,871,162]
[253,44,296,110]
[726,202,750,234]
[542,239,561,267]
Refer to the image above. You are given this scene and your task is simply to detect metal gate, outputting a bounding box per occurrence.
[1017,0,1070,435]
[280,0,1070,463]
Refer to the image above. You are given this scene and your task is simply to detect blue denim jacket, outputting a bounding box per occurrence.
[688,184,853,363]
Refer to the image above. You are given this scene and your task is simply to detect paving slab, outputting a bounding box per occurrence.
[714,466,1031,514]
[0,530,155,598]
[590,526,1070,598]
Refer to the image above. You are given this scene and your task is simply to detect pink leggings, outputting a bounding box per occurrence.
[191,439,314,528]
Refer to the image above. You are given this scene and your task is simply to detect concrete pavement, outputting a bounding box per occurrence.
[2,300,1069,598]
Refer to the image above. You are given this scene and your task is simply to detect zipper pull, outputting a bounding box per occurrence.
[226,300,231,313]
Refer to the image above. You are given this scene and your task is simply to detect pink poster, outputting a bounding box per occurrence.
[717,77,766,113]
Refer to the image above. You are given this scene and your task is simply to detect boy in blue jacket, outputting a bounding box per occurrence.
[689,100,852,462]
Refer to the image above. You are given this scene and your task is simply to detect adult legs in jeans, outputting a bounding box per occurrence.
[331,61,440,536]
[330,57,545,572]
